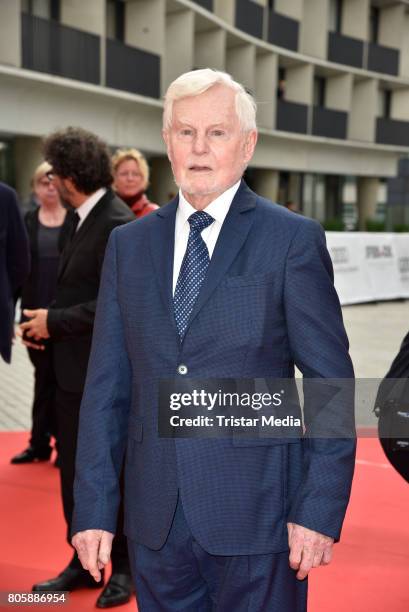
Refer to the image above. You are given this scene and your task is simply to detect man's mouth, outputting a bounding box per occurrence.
[188,166,212,172]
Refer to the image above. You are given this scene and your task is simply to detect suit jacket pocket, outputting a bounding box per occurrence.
[224,273,274,288]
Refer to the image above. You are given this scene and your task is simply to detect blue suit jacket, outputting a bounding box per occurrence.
[0,183,30,363]
[72,181,355,555]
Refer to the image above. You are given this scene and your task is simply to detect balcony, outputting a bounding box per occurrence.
[312,107,347,140]
[106,39,160,98]
[327,32,363,68]
[276,100,308,134]
[268,12,298,51]
[21,13,100,84]
[367,42,399,76]
[235,0,263,39]
[376,117,409,147]
[191,0,213,10]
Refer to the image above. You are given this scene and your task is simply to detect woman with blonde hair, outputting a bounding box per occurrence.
[11,161,69,465]
[112,148,158,218]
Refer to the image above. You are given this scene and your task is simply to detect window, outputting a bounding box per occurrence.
[50,0,59,21]
[22,0,59,20]
[277,67,286,100]
[107,0,125,42]
[0,140,15,188]
[313,76,326,107]
[369,6,380,44]
[328,0,343,34]
[378,89,392,118]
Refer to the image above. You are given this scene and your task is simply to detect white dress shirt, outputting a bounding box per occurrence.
[172,180,241,294]
[75,187,107,230]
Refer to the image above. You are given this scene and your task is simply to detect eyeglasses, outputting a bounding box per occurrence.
[38,177,54,187]
[117,171,143,179]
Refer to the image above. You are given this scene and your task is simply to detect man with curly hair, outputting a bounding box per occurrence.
[20,127,135,608]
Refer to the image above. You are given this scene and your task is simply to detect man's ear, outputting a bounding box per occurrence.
[162,129,171,162]
[243,129,258,164]
[62,177,76,194]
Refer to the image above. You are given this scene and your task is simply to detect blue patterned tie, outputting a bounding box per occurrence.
[174,210,214,340]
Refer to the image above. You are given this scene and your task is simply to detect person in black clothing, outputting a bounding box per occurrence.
[12,162,69,465]
[20,128,135,608]
[0,182,30,363]
[375,331,409,483]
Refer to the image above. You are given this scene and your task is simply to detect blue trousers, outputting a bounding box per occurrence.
[127,498,308,611]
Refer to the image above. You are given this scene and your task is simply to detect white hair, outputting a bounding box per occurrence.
[163,68,257,132]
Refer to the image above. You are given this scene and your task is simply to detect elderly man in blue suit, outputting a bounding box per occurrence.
[72,69,355,611]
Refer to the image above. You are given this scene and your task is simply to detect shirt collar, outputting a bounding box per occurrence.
[76,187,107,222]
[177,180,241,226]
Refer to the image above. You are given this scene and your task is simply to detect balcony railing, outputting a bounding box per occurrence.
[268,11,299,51]
[367,42,399,76]
[235,0,263,39]
[191,0,213,10]
[312,107,347,140]
[106,39,160,98]
[327,32,363,68]
[21,13,100,84]
[276,99,308,134]
[376,117,409,147]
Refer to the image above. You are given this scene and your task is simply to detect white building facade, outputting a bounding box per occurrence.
[1,0,409,228]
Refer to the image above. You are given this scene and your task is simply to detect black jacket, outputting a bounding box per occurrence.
[47,189,134,392]
[0,183,30,363]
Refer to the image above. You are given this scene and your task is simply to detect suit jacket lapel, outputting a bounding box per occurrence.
[184,181,257,338]
[149,196,179,335]
[58,191,112,281]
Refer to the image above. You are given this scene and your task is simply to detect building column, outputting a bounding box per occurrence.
[357,177,379,231]
[299,0,328,59]
[163,10,194,93]
[13,136,43,202]
[149,156,176,206]
[252,169,279,202]
[342,0,370,41]
[60,0,105,35]
[0,0,21,67]
[348,78,378,143]
[288,173,302,207]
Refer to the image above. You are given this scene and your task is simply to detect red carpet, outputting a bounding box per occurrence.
[0,433,135,611]
[1,432,409,611]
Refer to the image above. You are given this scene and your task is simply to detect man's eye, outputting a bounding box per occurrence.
[211,130,225,137]
[180,129,193,136]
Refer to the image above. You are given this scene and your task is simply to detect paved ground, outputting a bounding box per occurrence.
[0,300,408,431]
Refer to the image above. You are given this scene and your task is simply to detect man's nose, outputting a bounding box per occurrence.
[192,133,209,155]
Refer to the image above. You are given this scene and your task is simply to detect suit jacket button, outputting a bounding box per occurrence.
[177,364,188,375]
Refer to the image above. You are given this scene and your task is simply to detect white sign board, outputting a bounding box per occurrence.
[325,232,409,305]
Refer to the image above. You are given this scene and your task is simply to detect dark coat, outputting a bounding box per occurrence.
[0,183,30,363]
[47,189,134,393]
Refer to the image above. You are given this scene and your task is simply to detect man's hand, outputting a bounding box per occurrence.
[19,309,50,344]
[15,326,46,351]
[72,529,114,582]
[287,522,334,580]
